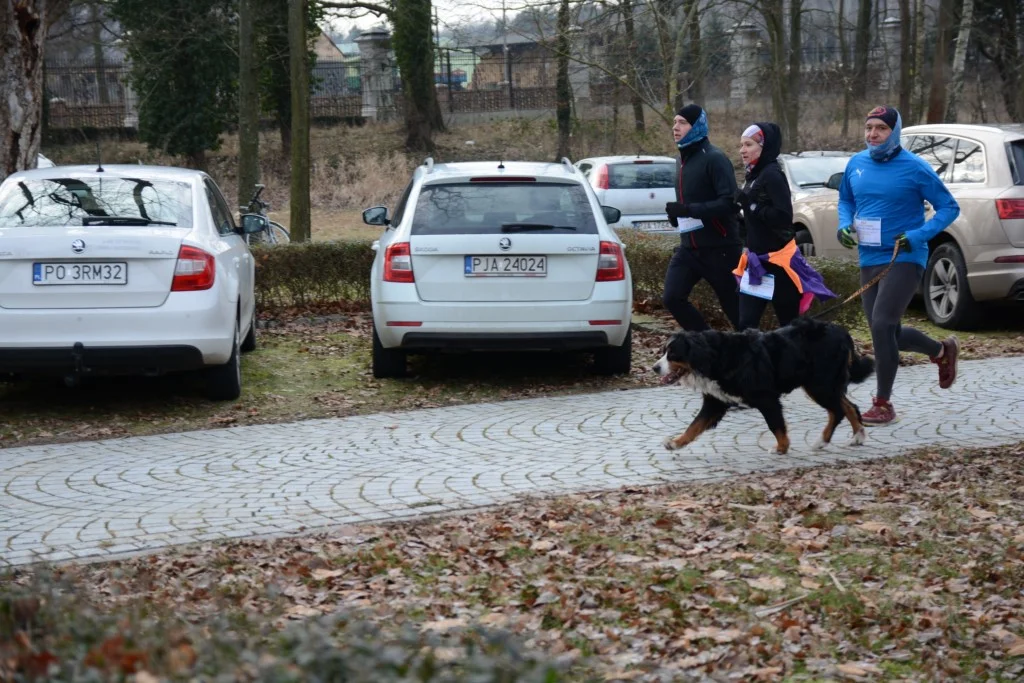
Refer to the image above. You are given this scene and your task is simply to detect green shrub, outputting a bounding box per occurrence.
[253,236,864,330]
[1,572,564,682]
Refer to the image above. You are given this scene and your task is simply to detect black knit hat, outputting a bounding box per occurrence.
[865,106,899,129]
[677,104,704,125]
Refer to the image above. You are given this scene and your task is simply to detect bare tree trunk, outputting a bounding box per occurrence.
[682,0,704,104]
[761,0,788,134]
[90,2,108,105]
[926,0,957,122]
[289,0,311,242]
[238,0,260,209]
[839,0,851,136]
[945,0,975,121]
[1,0,57,175]
[620,0,645,131]
[853,0,872,99]
[555,0,571,160]
[912,0,926,121]
[898,0,912,118]
[787,0,803,150]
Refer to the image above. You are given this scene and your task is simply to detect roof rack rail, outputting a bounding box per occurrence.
[424,157,435,173]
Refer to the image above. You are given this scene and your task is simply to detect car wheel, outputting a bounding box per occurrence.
[924,242,979,330]
[593,324,632,376]
[372,323,407,378]
[795,227,816,257]
[240,308,257,353]
[207,320,242,401]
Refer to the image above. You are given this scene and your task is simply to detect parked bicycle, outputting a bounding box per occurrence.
[240,184,291,246]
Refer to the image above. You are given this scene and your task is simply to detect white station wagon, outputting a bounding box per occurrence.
[364,158,634,378]
[0,165,261,399]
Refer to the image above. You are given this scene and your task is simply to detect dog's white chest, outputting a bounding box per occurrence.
[680,373,745,405]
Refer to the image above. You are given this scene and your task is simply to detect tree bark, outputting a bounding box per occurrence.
[945,0,975,121]
[912,0,926,121]
[926,0,957,122]
[90,2,108,105]
[786,0,803,150]
[839,0,851,137]
[238,0,260,209]
[898,0,912,119]
[760,0,788,135]
[1,0,52,175]
[555,0,571,160]
[289,0,311,242]
[682,0,703,105]
[853,0,872,99]
[620,0,645,132]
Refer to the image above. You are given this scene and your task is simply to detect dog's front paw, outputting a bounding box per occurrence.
[662,436,683,451]
[847,429,867,447]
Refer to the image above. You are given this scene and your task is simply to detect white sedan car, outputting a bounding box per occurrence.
[364,158,634,378]
[0,165,261,400]
[574,155,678,232]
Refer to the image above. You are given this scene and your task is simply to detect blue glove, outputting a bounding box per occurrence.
[837,226,857,249]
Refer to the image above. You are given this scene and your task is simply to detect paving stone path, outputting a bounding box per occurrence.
[2,357,1021,567]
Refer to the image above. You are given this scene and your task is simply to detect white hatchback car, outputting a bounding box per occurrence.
[0,165,261,399]
[574,155,678,232]
[364,158,634,378]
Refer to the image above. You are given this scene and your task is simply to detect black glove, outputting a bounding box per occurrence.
[665,201,691,219]
[896,233,912,252]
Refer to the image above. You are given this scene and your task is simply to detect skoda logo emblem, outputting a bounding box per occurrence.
[498,237,512,251]
[71,239,86,253]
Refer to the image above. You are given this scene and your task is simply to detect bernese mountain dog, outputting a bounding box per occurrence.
[652,317,875,455]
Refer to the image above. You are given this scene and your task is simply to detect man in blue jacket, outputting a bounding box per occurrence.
[838,106,961,425]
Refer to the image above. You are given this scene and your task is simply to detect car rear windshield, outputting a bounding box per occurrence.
[410,182,599,235]
[785,156,851,187]
[1010,140,1024,185]
[608,163,676,189]
[0,176,193,228]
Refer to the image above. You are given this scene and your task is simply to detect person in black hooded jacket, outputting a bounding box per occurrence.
[661,104,744,333]
[734,122,801,330]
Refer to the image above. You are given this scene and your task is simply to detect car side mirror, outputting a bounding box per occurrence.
[825,172,844,191]
[241,213,269,235]
[363,206,390,226]
[601,205,621,224]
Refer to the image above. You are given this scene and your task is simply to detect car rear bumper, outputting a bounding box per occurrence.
[966,247,1024,301]
[0,345,205,376]
[0,289,237,366]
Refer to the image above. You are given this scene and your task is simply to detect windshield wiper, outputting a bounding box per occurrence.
[798,182,827,188]
[501,223,577,232]
[82,216,177,226]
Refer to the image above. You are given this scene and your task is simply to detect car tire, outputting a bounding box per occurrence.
[372,323,407,378]
[593,324,632,376]
[207,321,242,401]
[240,308,257,353]
[795,227,816,257]
[924,242,979,330]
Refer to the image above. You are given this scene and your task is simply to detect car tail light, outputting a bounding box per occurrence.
[994,255,1024,263]
[171,245,215,291]
[596,241,625,281]
[589,319,623,325]
[996,198,1024,220]
[384,241,414,282]
[593,164,609,190]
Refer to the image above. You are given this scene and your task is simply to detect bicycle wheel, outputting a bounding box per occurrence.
[267,221,291,245]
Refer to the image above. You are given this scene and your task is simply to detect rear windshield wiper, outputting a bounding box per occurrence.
[82,216,177,226]
[798,182,826,188]
[501,223,577,232]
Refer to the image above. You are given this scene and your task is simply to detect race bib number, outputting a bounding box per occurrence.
[854,216,882,247]
[740,272,775,300]
[676,217,704,234]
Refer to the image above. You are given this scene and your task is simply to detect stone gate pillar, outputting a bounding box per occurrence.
[729,23,761,105]
[356,29,394,121]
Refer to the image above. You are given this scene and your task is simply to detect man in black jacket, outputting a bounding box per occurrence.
[663,104,744,332]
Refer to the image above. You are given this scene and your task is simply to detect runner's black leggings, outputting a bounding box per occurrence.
[663,245,743,331]
[860,262,943,401]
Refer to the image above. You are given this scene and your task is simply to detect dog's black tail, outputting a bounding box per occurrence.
[848,348,875,384]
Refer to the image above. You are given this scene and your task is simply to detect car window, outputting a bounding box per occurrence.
[607,163,675,189]
[907,135,955,179]
[784,156,851,188]
[410,182,598,235]
[0,176,193,228]
[204,181,234,235]
[205,179,237,235]
[950,139,985,184]
[389,179,415,227]
[1008,140,1024,185]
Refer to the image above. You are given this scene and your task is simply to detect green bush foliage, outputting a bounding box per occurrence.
[1,572,563,681]
[254,236,864,330]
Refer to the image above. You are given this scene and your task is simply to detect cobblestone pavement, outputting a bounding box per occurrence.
[2,358,1021,567]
